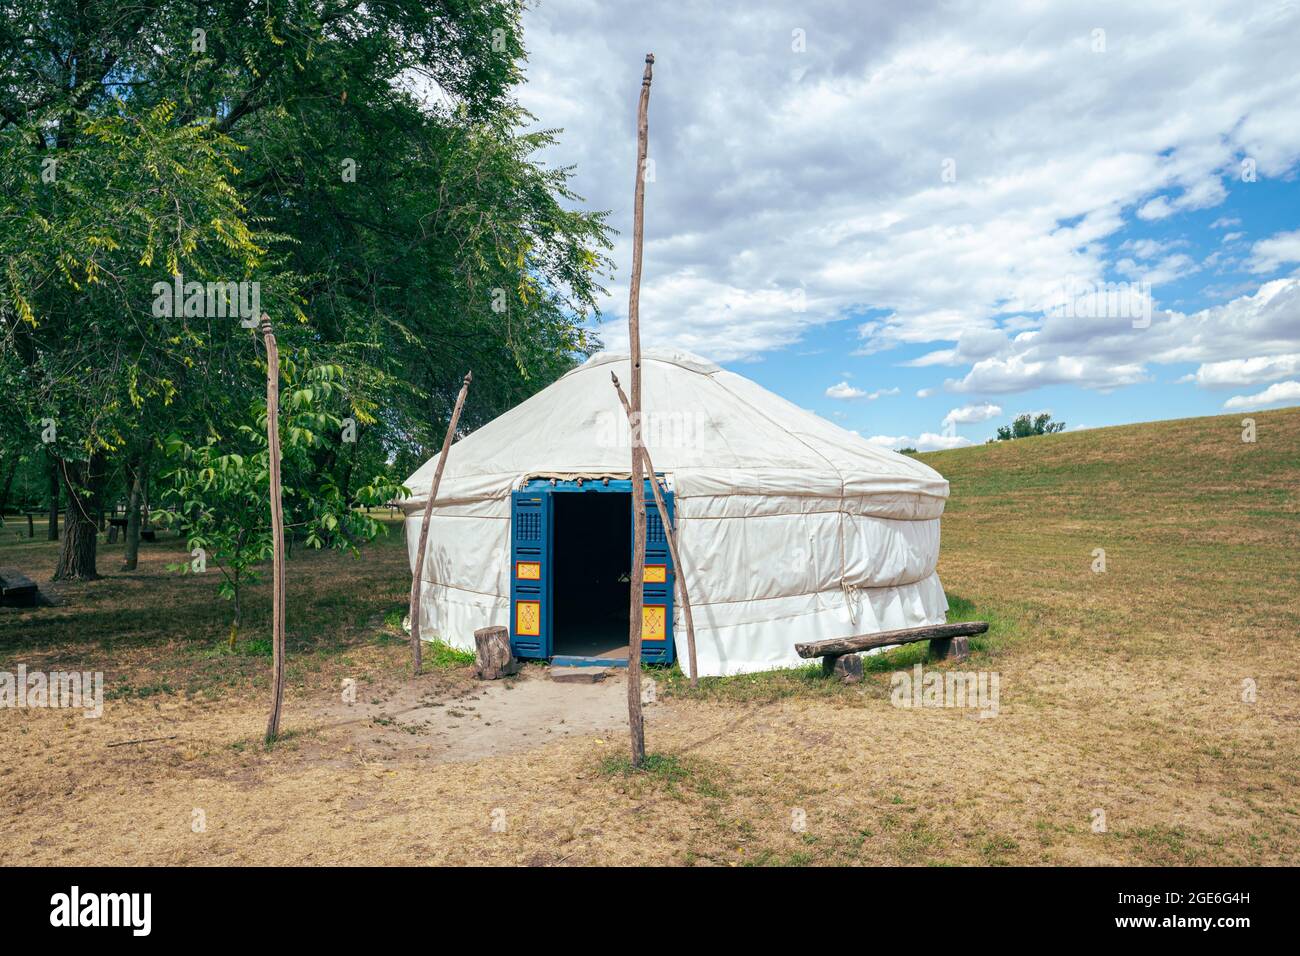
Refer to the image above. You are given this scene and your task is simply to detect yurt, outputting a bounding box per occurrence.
[402,349,950,677]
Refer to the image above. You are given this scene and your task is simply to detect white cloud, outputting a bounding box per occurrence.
[949,354,1150,394]
[916,387,934,398]
[946,278,1300,393]
[1223,380,1300,410]
[1119,238,1176,260]
[1116,252,1199,285]
[865,432,974,452]
[1250,229,1300,274]
[826,381,867,400]
[1210,216,1242,229]
[521,1,1300,366]
[825,381,898,400]
[1136,196,1175,221]
[943,402,1003,425]
[1182,354,1300,388]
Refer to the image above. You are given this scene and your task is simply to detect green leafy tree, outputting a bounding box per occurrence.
[0,99,276,578]
[155,360,406,645]
[995,413,1067,441]
[2,1,611,586]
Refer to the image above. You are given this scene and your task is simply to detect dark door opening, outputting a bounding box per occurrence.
[552,490,631,660]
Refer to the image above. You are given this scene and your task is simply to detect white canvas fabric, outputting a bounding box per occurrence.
[401,348,950,676]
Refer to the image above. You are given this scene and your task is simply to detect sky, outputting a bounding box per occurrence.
[514,0,1300,450]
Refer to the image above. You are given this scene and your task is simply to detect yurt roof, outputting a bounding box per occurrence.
[403,348,948,512]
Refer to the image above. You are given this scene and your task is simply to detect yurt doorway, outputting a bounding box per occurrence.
[552,490,631,661]
[509,478,675,667]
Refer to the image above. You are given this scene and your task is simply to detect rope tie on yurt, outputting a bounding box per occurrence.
[840,578,859,625]
[837,507,859,626]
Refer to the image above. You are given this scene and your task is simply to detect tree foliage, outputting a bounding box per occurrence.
[994,413,1067,441]
[155,360,404,639]
[1,1,612,594]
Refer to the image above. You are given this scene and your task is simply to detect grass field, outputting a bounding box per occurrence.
[1,407,1297,866]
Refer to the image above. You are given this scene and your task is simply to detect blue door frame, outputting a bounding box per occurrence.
[509,477,675,666]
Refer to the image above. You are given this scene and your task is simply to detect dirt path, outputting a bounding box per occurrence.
[305,668,657,766]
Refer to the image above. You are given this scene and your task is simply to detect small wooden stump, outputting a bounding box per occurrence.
[822,653,863,684]
[474,626,519,680]
[929,635,971,662]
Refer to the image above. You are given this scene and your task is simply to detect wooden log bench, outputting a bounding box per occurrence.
[795,621,989,681]
[0,568,39,608]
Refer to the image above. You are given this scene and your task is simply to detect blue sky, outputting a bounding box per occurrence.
[516,0,1300,449]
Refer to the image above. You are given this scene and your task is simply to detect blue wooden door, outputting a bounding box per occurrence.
[638,479,675,665]
[510,488,551,659]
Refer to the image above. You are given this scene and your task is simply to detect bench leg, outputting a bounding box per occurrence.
[928,635,970,662]
[822,653,863,683]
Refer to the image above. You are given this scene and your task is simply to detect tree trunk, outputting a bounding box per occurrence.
[122,451,147,571]
[141,470,152,530]
[473,626,519,680]
[46,453,60,541]
[0,457,17,525]
[53,455,104,581]
[229,585,241,650]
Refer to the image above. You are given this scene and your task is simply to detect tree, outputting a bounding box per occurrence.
[2,2,612,585]
[0,99,271,579]
[995,413,1067,441]
[155,360,405,645]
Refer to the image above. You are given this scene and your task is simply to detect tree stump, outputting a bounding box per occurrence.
[822,653,863,683]
[474,626,519,680]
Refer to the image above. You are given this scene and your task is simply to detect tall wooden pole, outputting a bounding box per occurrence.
[625,53,654,766]
[261,315,288,744]
[611,372,699,687]
[409,371,473,674]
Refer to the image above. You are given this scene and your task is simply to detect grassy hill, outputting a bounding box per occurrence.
[926,405,1298,658]
[899,407,1300,863]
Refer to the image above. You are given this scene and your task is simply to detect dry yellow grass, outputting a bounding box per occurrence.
[1,407,1297,866]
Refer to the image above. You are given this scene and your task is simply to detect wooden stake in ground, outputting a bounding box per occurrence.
[409,371,473,674]
[625,52,655,767]
[611,371,699,687]
[260,315,288,744]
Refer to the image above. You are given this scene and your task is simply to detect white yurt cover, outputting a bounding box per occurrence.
[401,349,950,676]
